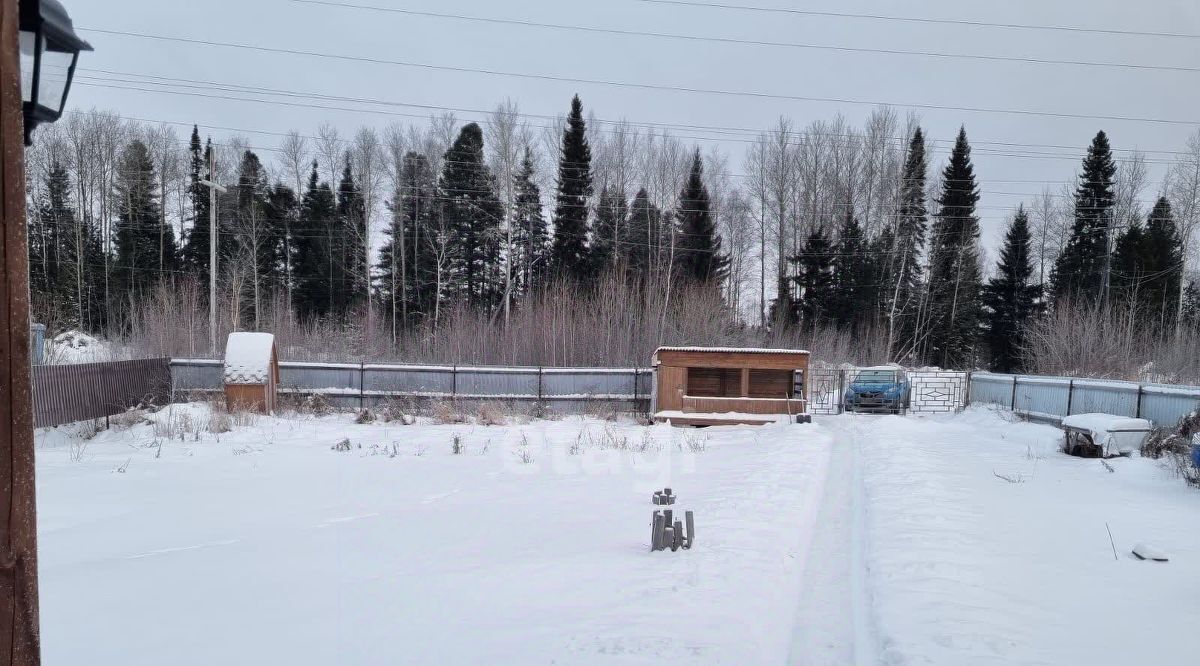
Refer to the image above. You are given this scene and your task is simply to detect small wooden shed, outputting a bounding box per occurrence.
[223,332,280,413]
[652,346,810,426]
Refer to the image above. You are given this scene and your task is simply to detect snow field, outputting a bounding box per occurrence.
[35,403,833,665]
[849,407,1200,666]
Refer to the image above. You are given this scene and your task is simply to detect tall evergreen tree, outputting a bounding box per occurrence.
[983,206,1043,373]
[624,188,661,284]
[182,133,214,283]
[1141,197,1184,328]
[925,127,983,368]
[550,95,593,279]
[590,185,626,273]
[511,147,549,293]
[440,123,502,310]
[29,162,104,330]
[335,159,369,311]
[113,139,176,301]
[1109,220,1148,303]
[1051,131,1117,303]
[792,226,835,327]
[1182,280,1200,330]
[379,151,438,331]
[292,162,338,319]
[885,127,928,358]
[828,208,869,331]
[674,150,728,286]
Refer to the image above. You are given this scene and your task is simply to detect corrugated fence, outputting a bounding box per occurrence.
[170,359,655,413]
[970,372,1200,428]
[32,358,172,427]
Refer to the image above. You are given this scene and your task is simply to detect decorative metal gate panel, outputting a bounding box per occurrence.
[907,371,969,413]
[808,368,846,415]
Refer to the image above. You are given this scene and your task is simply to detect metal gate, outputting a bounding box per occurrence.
[808,368,847,415]
[906,371,968,414]
[805,368,968,416]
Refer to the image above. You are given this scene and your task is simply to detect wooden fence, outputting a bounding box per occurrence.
[32,358,172,428]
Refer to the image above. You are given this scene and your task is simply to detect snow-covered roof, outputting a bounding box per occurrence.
[654,346,810,356]
[1061,413,1151,433]
[223,332,276,384]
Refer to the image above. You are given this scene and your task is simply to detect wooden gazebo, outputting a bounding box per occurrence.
[652,347,809,426]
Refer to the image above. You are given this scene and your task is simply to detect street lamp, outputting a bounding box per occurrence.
[19,0,91,146]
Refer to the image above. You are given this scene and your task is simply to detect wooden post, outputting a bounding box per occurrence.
[739,368,749,397]
[0,0,42,660]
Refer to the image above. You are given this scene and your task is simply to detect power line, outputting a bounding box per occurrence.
[290,0,1200,75]
[635,0,1200,41]
[62,71,1193,171]
[77,27,1200,127]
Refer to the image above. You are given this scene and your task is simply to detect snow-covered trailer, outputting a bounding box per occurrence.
[223,332,280,414]
[652,347,809,426]
[1060,413,1151,458]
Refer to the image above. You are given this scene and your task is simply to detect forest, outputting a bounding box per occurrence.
[23,98,1200,380]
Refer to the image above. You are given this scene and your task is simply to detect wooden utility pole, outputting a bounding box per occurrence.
[0,0,42,662]
[199,151,225,354]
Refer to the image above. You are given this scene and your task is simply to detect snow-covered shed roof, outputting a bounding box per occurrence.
[223,332,277,384]
[1061,413,1152,434]
[654,346,810,355]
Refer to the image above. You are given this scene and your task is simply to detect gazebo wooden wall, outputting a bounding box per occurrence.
[653,348,809,422]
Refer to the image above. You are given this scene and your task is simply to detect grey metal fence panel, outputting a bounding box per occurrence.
[33,358,172,427]
[965,373,1013,407]
[969,372,1200,428]
[454,367,541,398]
[1138,384,1200,427]
[168,359,653,412]
[170,359,223,391]
[540,368,638,399]
[1013,376,1070,418]
[362,365,455,395]
[279,362,362,393]
[1069,379,1139,417]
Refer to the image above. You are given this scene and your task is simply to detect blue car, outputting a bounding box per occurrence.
[843,368,910,414]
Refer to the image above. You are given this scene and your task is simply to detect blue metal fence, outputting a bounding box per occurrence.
[170,359,654,413]
[970,372,1200,428]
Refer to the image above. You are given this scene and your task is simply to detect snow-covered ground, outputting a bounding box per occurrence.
[34,404,1199,664]
[35,404,832,665]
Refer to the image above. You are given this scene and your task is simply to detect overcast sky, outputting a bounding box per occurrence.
[66,0,1200,254]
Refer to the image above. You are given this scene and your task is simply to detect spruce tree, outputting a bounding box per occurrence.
[674,150,728,286]
[30,162,103,330]
[292,162,338,319]
[114,139,175,301]
[550,95,593,279]
[1109,221,1148,304]
[1142,197,1183,327]
[983,206,1043,373]
[440,123,502,310]
[793,227,835,327]
[1182,280,1200,330]
[335,159,369,311]
[828,208,869,331]
[379,151,438,330]
[1051,131,1117,304]
[182,132,214,283]
[925,127,983,369]
[511,147,549,293]
[885,127,928,357]
[625,188,661,284]
[590,185,626,273]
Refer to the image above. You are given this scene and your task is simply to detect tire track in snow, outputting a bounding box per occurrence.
[789,417,878,666]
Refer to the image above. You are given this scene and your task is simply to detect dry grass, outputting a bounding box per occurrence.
[474,402,509,426]
[430,401,467,425]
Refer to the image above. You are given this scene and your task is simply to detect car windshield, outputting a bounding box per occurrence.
[853,370,897,384]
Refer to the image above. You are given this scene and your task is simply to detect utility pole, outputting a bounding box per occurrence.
[198,151,225,355]
[1,0,39,661]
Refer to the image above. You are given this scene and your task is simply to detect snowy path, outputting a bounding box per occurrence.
[788,419,874,666]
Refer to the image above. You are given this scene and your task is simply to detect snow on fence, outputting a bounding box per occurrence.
[969,372,1200,428]
[32,357,172,428]
[169,359,655,413]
